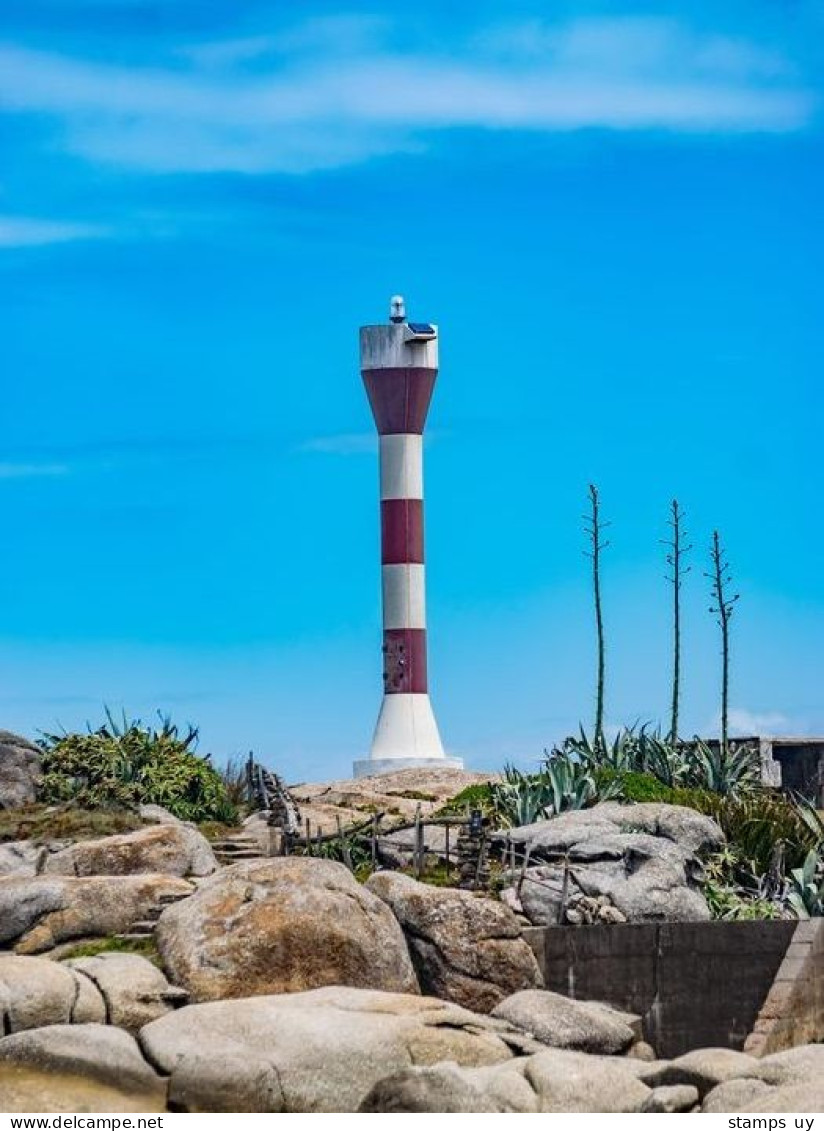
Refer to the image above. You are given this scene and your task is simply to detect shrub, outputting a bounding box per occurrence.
[220,754,252,810]
[437,782,496,817]
[699,845,786,921]
[38,711,239,824]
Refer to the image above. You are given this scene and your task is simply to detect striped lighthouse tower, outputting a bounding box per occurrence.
[353,296,463,778]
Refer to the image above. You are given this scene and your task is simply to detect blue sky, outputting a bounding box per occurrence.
[1,0,821,778]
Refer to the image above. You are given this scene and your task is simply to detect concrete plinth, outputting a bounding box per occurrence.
[353,756,464,779]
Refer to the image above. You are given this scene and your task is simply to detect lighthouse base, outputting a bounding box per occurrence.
[354,692,462,778]
[353,755,465,779]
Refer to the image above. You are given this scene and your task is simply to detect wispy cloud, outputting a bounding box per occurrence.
[0,15,815,175]
[0,215,107,247]
[702,707,805,737]
[727,708,799,736]
[0,462,70,479]
[297,432,376,456]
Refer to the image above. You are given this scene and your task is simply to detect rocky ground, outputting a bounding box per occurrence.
[289,765,495,828]
[0,735,820,1113]
[1,949,822,1112]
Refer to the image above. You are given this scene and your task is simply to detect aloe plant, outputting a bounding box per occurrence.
[787,849,824,918]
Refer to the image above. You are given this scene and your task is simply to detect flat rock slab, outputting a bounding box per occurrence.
[139,986,518,1112]
[492,989,640,1054]
[641,1047,759,1096]
[359,1045,654,1113]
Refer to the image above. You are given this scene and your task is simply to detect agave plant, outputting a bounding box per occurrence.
[787,849,824,918]
[685,738,760,797]
[542,751,599,813]
[637,732,691,788]
[560,725,643,774]
[39,709,238,824]
[491,765,554,828]
[490,752,617,829]
[794,795,824,846]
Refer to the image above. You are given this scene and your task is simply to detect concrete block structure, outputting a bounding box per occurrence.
[353,297,462,779]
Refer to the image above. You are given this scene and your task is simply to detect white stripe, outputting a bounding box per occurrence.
[369,693,446,760]
[379,434,423,501]
[382,563,426,629]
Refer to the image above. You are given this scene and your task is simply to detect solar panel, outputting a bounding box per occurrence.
[407,322,435,335]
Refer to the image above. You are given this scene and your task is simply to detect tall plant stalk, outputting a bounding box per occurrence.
[662,500,691,743]
[707,530,739,755]
[584,484,610,751]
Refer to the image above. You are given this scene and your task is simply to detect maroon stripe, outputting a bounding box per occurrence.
[381,499,424,565]
[382,628,427,694]
[362,367,437,434]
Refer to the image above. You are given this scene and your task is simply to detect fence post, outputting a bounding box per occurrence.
[473,832,487,891]
[517,842,531,898]
[305,818,312,856]
[246,751,255,807]
[414,804,424,878]
[336,815,354,872]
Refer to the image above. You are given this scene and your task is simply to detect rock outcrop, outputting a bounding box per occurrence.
[358,1041,824,1115]
[366,871,543,1013]
[155,857,419,1002]
[502,802,722,924]
[63,953,188,1032]
[0,840,47,877]
[0,953,186,1036]
[0,731,42,809]
[0,1023,165,1099]
[0,873,193,953]
[292,767,495,829]
[0,955,106,1032]
[0,1064,166,1114]
[139,986,521,1112]
[43,823,217,878]
[359,1046,655,1112]
[491,989,641,1055]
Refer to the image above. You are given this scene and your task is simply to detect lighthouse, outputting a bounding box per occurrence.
[353,296,463,778]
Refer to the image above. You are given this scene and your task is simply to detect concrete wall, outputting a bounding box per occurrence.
[523,920,822,1059]
[744,919,824,1055]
